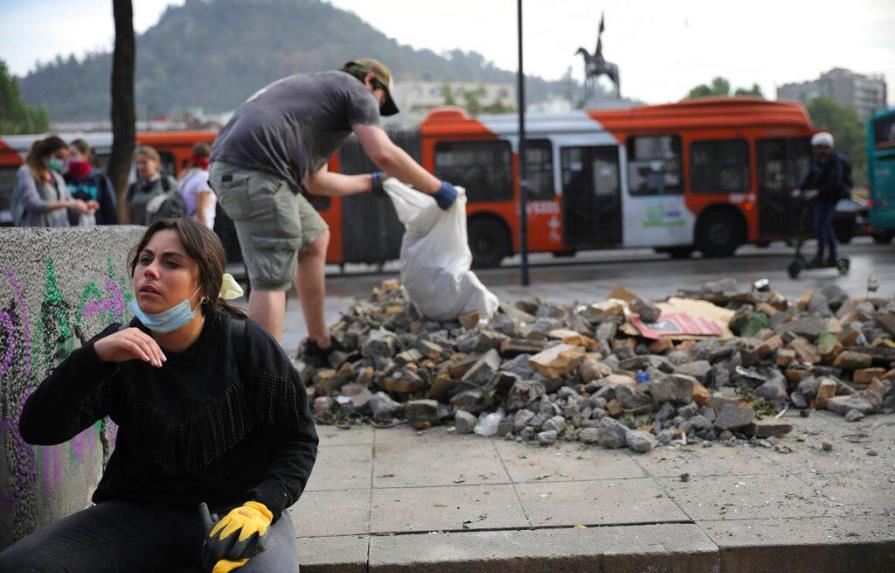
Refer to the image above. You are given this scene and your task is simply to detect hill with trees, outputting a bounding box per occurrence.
[19,0,565,122]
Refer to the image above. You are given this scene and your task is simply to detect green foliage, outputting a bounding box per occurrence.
[463,86,486,116]
[806,96,866,184]
[0,59,50,134]
[685,76,763,100]
[734,84,763,97]
[441,84,457,106]
[19,0,558,122]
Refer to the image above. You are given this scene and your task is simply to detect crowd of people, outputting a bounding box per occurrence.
[11,138,216,229]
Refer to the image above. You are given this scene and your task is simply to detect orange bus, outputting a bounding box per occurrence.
[1,98,821,268]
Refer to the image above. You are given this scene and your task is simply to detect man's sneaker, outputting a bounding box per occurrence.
[298,336,343,368]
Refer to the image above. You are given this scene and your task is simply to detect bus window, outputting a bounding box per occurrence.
[524,139,555,200]
[434,140,512,203]
[690,139,750,194]
[626,135,681,196]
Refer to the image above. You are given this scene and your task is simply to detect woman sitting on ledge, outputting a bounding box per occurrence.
[0,217,317,573]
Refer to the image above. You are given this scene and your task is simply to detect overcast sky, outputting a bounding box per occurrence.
[1,0,893,105]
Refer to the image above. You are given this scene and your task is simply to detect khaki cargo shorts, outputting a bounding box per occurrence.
[209,161,329,291]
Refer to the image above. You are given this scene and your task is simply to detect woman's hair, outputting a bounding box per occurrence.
[128,217,246,319]
[69,138,95,165]
[134,145,161,164]
[191,142,211,158]
[25,135,67,179]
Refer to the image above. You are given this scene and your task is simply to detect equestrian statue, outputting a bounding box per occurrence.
[575,13,620,98]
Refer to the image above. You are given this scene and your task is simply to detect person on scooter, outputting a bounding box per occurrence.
[792,131,848,268]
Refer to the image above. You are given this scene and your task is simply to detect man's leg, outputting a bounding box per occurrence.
[231,513,300,573]
[249,290,288,343]
[0,501,194,572]
[823,203,838,261]
[296,230,331,348]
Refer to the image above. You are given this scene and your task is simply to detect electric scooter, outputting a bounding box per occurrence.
[787,193,850,279]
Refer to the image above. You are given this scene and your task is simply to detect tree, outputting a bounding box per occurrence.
[109,0,136,223]
[734,84,763,97]
[441,84,457,106]
[463,86,486,116]
[0,59,49,134]
[684,77,764,100]
[807,96,866,185]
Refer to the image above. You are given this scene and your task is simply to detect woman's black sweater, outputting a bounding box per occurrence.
[18,310,318,521]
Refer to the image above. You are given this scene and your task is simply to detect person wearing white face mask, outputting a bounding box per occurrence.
[0,217,317,572]
[11,135,98,227]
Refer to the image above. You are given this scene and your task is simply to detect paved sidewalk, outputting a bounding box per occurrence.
[291,411,895,572]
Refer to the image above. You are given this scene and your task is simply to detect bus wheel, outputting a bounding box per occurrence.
[697,211,743,258]
[872,231,894,244]
[468,218,509,269]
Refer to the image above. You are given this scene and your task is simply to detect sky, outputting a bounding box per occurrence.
[1,0,893,105]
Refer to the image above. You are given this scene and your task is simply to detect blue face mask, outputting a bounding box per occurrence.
[129,286,202,333]
[47,157,66,173]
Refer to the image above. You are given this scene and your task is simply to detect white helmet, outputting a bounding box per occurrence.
[811,131,834,148]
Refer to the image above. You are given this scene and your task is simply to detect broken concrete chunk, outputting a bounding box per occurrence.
[404,399,440,427]
[626,430,657,453]
[649,374,696,403]
[826,395,876,415]
[833,351,873,370]
[454,410,477,434]
[753,419,794,438]
[714,403,755,432]
[461,349,501,386]
[529,344,586,378]
[596,417,630,449]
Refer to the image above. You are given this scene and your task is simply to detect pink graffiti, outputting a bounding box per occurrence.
[81,278,125,322]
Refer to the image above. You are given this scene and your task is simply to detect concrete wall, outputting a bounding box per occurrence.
[0,226,145,550]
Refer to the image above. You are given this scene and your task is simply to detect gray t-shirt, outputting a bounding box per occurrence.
[211,71,381,192]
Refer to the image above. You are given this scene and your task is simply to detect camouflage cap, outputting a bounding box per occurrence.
[344,58,398,116]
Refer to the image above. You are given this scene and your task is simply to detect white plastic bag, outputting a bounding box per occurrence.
[474,409,505,437]
[384,178,499,322]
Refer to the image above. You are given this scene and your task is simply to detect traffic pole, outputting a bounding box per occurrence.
[517,0,530,286]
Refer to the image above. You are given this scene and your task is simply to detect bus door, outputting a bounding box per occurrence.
[622,135,692,247]
[756,138,810,238]
[560,145,622,247]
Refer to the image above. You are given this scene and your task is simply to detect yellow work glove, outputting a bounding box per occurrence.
[212,558,249,573]
[199,501,273,572]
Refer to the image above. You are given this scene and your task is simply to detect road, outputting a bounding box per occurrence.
[274,236,893,353]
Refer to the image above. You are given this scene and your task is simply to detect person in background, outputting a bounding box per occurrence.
[792,131,849,267]
[179,142,217,229]
[125,145,178,225]
[0,217,317,572]
[65,138,119,226]
[11,135,96,227]
[210,58,458,366]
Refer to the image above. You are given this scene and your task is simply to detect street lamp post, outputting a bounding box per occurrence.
[517,0,530,286]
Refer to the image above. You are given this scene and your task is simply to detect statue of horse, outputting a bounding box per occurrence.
[575,14,620,97]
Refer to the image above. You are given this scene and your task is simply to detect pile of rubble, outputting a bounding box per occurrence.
[302,279,895,454]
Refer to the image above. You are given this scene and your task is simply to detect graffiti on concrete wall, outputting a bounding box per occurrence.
[0,258,131,512]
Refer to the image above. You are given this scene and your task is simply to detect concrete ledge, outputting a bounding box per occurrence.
[300,535,368,573]
[700,516,895,573]
[366,524,719,573]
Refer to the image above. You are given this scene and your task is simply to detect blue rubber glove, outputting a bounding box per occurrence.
[433,181,459,211]
[370,172,385,197]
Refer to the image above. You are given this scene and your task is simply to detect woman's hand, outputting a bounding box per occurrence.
[94,327,167,367]
[67,199,92,214]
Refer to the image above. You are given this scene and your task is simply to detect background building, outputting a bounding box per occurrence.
[392,81,516,126]
[777,67,888,120]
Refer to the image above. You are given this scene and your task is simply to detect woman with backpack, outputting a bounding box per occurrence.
[178,142,217,229]
[125,145,180,225]
[12,135,97,227]
[0,217,317,572]
[64,138,119,226]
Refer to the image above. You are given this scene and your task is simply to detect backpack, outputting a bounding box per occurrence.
[144,175,186,224]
